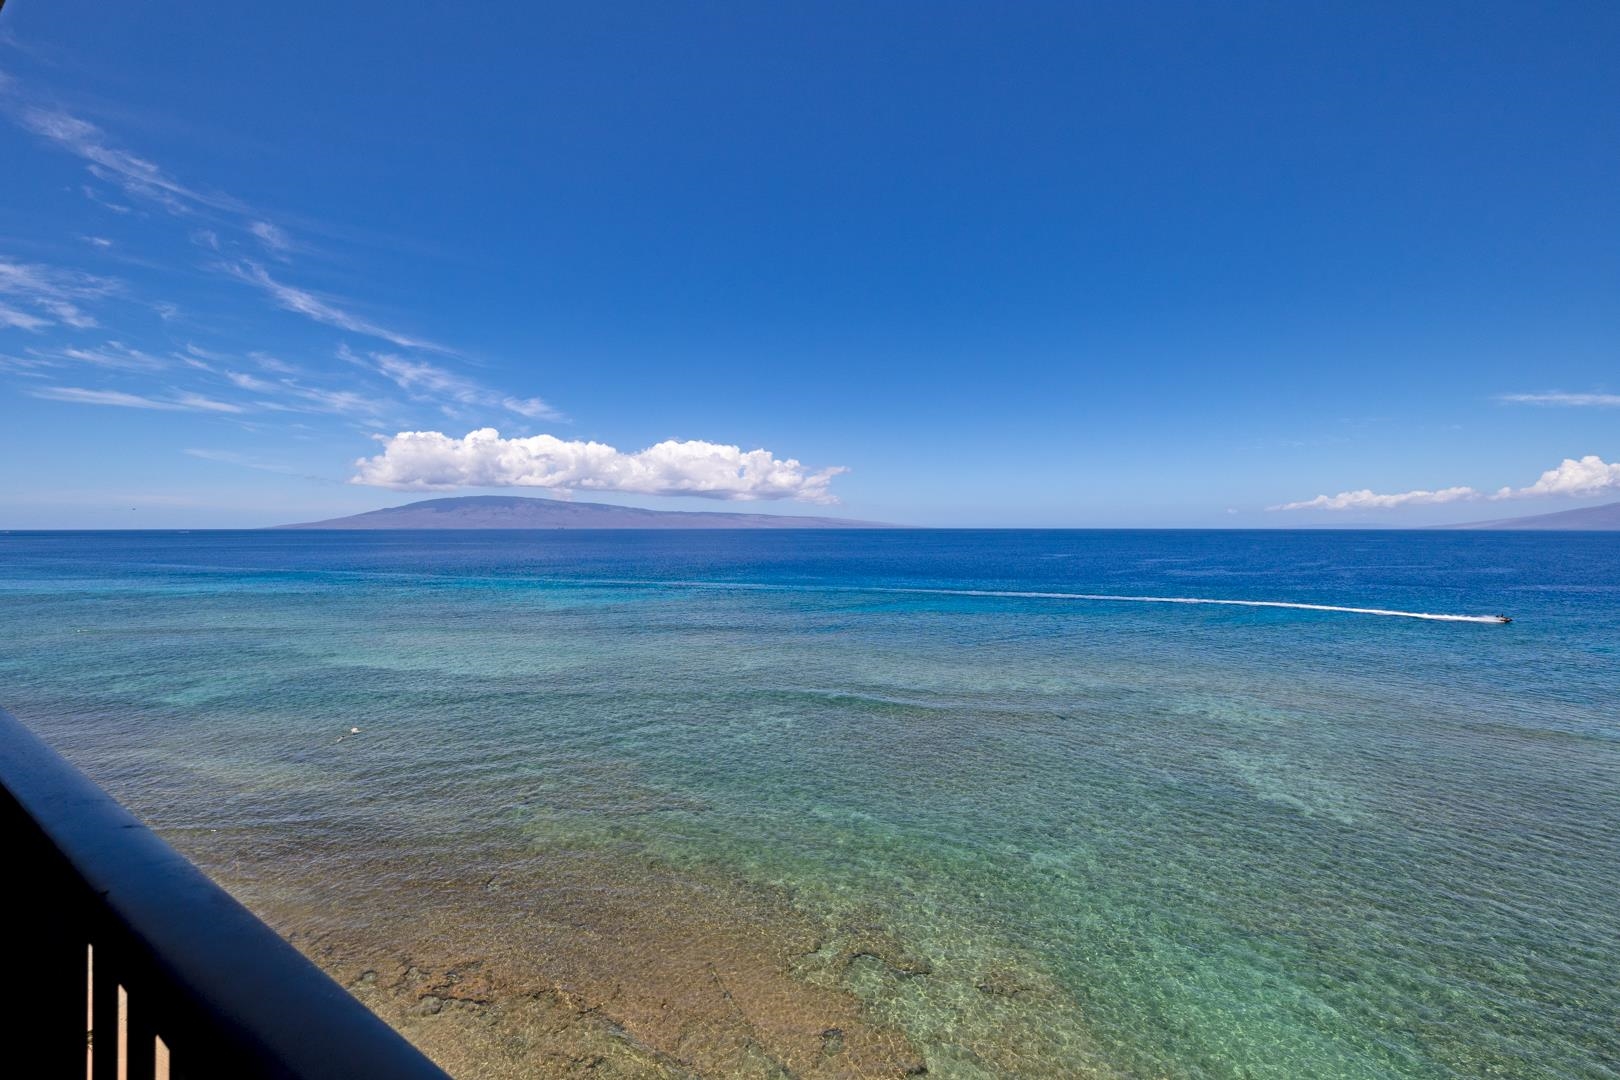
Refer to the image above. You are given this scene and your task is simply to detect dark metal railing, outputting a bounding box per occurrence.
[0,706,452,1079]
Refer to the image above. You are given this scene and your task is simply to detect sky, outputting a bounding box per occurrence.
[1,1,1617,528]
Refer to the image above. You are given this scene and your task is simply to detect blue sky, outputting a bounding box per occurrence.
[2,1,1616,527]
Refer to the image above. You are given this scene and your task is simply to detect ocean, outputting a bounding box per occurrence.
[1,529,1616,1079]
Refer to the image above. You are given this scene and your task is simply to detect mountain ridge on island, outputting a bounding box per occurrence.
[276,495,891,530]
[1430,499,1620,530]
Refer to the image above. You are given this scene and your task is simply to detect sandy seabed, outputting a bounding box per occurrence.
[212,837,936,1079]
[188,820,1100,1080]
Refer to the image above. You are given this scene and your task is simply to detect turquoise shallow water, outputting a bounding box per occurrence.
[2,529,1617,1078]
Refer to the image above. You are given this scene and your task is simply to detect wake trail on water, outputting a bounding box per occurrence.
[618,580,1510,623]
[894,590,1508,623]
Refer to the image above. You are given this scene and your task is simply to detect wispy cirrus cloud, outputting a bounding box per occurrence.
[354,428,847,502]
[0,255,119,330]
[360,349,559,421]
[29,385,247,413]
[6,92,463,370]
[0,302,51,331]
[249,221,293,255]
[1271,455,1620,511]
[280,381,385,417]
[183,345,385,417]
[44,341,169,371]
[3,90,309,298]
[2,86,593,466]
[222,369,277,392]
[1499,391,1620,407]
[80,184,133,214]
[226,261,448,353]
[13,105,244,216]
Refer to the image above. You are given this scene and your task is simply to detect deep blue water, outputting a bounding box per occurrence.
[2,530,1617,1078]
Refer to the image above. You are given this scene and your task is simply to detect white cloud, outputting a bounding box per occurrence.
[41,301,97,329]
[1271,486,1480,511]
[365,351,559,421]
[1509,455,1620,498]
[281,381,382,416]
[52,342,168,371]
[177,346,379,416]
[224,370,276,392]
[249,221,293,254]
[8,341,168,372]
[30,385,246,412]
[172,391,248,413]
[1272,455,1620,511]
[1499,391,1620,407]
[80,184,133,214]
[0,302,50,331]
[0,255,118,329]
[353,428,847,503]
[16,106,242,215]
[227,262,446,352]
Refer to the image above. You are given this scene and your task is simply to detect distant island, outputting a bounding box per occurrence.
[1435,500,1620,530]
[276,495,889,529]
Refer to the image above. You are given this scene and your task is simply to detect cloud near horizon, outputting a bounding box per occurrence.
[1271,455,1620,511]
[353,428,847,502]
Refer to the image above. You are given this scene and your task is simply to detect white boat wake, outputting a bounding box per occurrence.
[887,589,1510,623]
[629,580,1511,623]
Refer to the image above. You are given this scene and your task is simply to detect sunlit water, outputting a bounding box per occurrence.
[2,530,1616,1078]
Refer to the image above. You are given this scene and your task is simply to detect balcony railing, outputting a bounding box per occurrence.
[0,705,452,1079]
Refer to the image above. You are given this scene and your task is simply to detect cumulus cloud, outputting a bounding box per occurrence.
[1499,391,1620,407]
[1509,455,1620,498]
[353,428,847,502]
[1271,455,1620,511]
